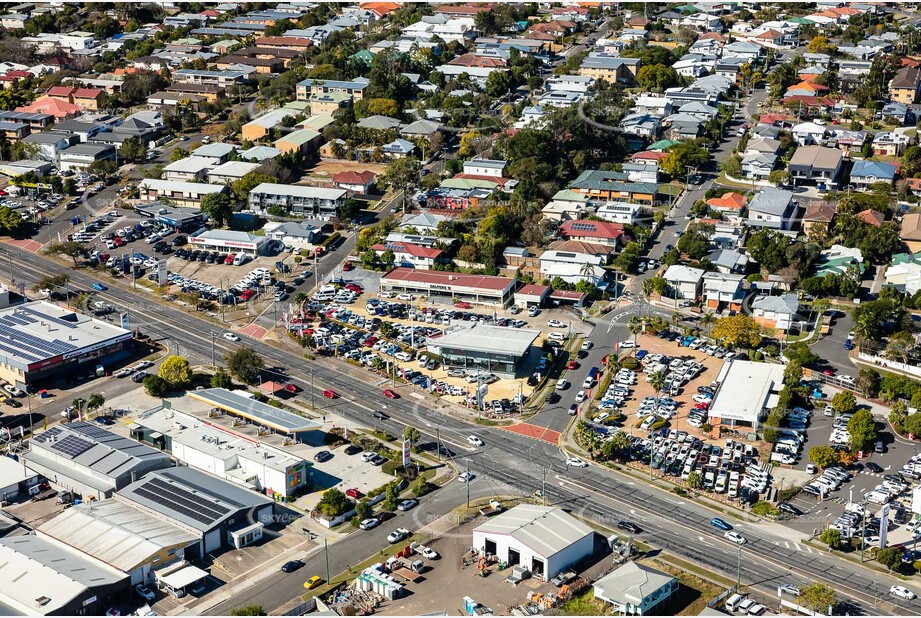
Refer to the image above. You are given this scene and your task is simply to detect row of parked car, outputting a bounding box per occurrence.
[770,408,811,465]
[175,247,249,266]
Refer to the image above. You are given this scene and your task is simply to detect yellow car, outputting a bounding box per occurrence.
[304,576,323,590]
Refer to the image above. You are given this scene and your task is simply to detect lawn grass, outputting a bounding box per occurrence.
[554,587,607,615]
[643,558,725,615]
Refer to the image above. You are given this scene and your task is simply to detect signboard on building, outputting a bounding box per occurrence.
[401,439,411,467]
[157,259,168,286]
[120,312,130,330]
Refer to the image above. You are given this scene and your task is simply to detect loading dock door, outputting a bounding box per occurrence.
[531,557,544,578]
[484,538,497,556]
[508,548,520,566]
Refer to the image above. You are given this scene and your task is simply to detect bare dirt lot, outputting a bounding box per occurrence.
[305,160,389,181]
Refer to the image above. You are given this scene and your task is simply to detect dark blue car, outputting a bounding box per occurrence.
[710,517,733,531]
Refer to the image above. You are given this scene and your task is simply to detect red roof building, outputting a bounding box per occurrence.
[631,150,668,164]
[858,209,885,227]
[372,242,443,269]
[360,2,402,18]
[447,54,506,68]
[46,85,75,98]
[72,88,103,110]
[16,96,81,119]
[706,192,747,212]
[559,219,624,248]
[332,170,376,193]
[380,267,517,306]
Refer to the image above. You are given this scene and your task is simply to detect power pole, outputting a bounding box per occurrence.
[541,465,548,505]
[736,545,742,588]
[210,331,216,368]
[465,459,470,508]
[436,427,441,462]
[324,536,330,583]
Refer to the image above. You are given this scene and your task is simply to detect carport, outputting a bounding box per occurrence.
[155,563,208,596]
[259,381,288,396]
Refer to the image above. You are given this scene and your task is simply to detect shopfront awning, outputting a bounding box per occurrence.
[156,565,208,590]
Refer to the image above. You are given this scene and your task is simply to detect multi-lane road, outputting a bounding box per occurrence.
[5,245,920,615]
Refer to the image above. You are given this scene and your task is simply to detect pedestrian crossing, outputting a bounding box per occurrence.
[773,540,816,554]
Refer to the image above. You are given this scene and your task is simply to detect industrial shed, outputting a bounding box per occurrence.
[472,504,594,580]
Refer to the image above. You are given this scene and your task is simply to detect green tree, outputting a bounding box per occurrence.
[230,605,266,616]
[485,70,512,97]
[381,157,422,209]
[831,391,857,416]
[86,392,105,413]
[677,227,711,260]
[847,409,878,451]
[649,370,666,397]
[117,136,147,163]
[819,528,841,550]
[383,481,400,510]
[200,192,233,228]
[231,172,278,202]
[799,584,837,614]
[33,273,69,294]
[636,64,681,92]
[211,368,233,389]
[44,240,85,266]
[224,346,265,384]
[352,498,372,526]
[402,425,421,446]
[316,488,350,517]
[687,471,703,489]
[877,546,903,571]
[169,147,188,162]
[711,314,762,349]
[159,355,192,387]
[857,367,881,397]
[143,374,169,397]
[809,445,839,469]
[661,141,711,178]
[0,205,23,233]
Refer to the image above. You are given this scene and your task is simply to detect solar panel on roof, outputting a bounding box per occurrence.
[32,426,62,444]
[569,222,597,231]
[19,306,77,328]
[133,477,231,526]
[50,434,95,458]
[68,422,113,441]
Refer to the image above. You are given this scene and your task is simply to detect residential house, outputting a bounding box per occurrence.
[850,160,897,190]
[706,192,747,218]
[662,113,704,140]
[858,209,885,227]
[740,152,777,180]
[579,54,640,84]
[783,81,828,98]
[791,121,829,146]
[15,96,81,120]
[162,157,213,182]
[541,190,590,223]
[206,161,262,185]
[23,131,75,161]
[189,142,237,164]
[787,145,843,188]
[400,211,449,234]
[633,96,673,118]
[828,130,868,154]
[747,188,798,231]
[72,88,103,110]
[751,293,800,331]
[881,102,911,125]
[815,245,864,278]
[381,138,416,159]
[631,151,668,166]
[332,170,375,193]
[890,66,921,104]
[241,108,301,141]
[371,241,443,270]
[274,128,322,155]
[873,131,911,157]
[885,253,921,295]
[620,112,660,138]
[463,158,506,178]
[622,163,659,184]
[900,213,921,253]
[663,265,704,301]
[539,249,608,288]
[568,170,658,205]
[802,201,837,237]
[296,78,368,102]
[57,143,115,172]
[707,248,749,274]
[702,272,745,312]
[595,202,646,225]
[558,219,624,251]
[400,119,443,142]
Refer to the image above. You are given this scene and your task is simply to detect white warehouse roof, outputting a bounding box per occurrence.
[708,360,786,424]
[473,504,593,558]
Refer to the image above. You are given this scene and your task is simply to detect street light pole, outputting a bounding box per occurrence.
[465,459,470,508]
[324,535,330,583]
[736,545,742,588]
[210,331,216,368]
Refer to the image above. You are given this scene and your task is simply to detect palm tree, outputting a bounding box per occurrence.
[628,316,644,347]
[671,311,681,326]
[649,371,666,402]
[699,312,715,336]
[642,278,655,299]
[609,430,630,461]
[580,261,596,283]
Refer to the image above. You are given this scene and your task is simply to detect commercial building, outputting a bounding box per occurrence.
[38,499,200,586]
[137,178,227,207]
[0,300,133,387]
[0,534,129,615]
[708,360,786,430]
[117,466,275,556]
[427,323,539,378]
[0,453,39,502]
[248,182,347,219]
[188,229,268,255]
[188,388,322,439]
[471,504,594,579]
[57,142,116,172]
[161,156,213,182]
[380,268,518,307]
[593,561,679,615]
[134,203,206,231]
[130,408,309,499]
[24,421,172,500]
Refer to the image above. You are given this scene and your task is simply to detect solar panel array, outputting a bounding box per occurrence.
[32,426,63,444]
[68,421,114,441]
[568,222,597,232]
[0,308,80,363]
[50,434,95,459]
[133,477,231,526]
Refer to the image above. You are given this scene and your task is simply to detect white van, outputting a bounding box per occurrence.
[232,253,247,266]
[394,351,413,362]
[725,593,744,612]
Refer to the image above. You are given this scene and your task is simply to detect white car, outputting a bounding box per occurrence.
[397,293,414,301]
[891,586,916,600]
[724,531,747,545]
[619,340,636,349]
[548,319,565,328]
[556,379,569,390]
[421,547,439,559]
[566,457,588,468]
[839,375,857,386]
[359,518,379,530]
[3,384,23,397]
[222,332,240,342]
[581,341,593,350]
[575,390,586,403]
[457,471,475,483]
[548,332,566,342]
[467,435,484,447]
[692,393,712,403]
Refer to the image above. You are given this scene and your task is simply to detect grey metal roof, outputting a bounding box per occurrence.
[748,188,794,216]
[593,561,677,606]
[752,293,800,315]
[188,388,321,433]
[38,499,199,572]
[429,323,539,357]
[117,467,272,533]
[474,504,593,558]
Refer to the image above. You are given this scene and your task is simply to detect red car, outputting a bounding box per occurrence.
[322,389,338,399]
[567,361,579,370]
[113,237,125,247]
[821,369,834,376]
[345,488,364,499]
[695,402,710,410]
[600,354,609,366]
[364,336,378,347]
[342,261,353,271]
[454,302,471,309]
[284,384,300,393]
[345,283,363,293]
[383,389,399,399]
[240,290,255,301]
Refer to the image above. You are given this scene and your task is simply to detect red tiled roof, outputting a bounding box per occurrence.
[781,95,835,108]
[382,267,514,292]
[754,29,783,40]
[46,86,74,97]
[73,88,102,99]
[516,284,549,297]
[631,150,668,162]
[255,36,312,47]
[453,173,508,186]
[372,241,442,259]
[447,53,506,68]
[549,289,586,300]
[333,170,376,185]
[360,2,402,17]
[6,70,30,78]
[16,96,81,118]
[858,209,885,227]
[560,219,624,240]
[433,3,496,15]
[698,32,727,42]
[200,9,220,16]
[758,112,789,125]
[706,192,747,210]
[904,58,921,68]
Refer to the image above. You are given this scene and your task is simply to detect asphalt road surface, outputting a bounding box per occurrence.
[6,246,921,615]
